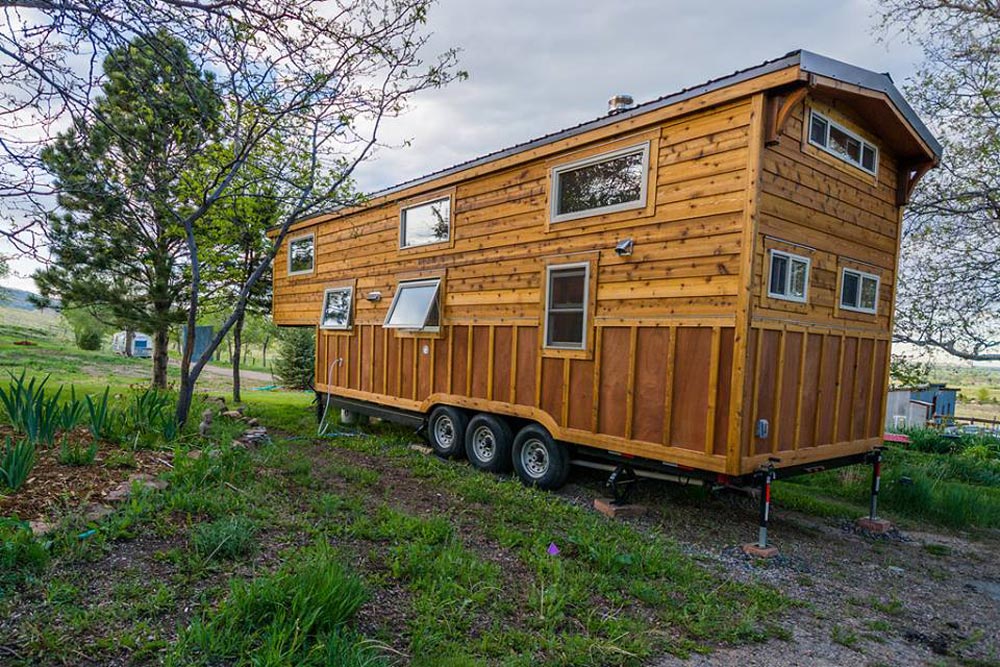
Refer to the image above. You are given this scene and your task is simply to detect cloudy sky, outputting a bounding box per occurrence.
[0,0,921,293]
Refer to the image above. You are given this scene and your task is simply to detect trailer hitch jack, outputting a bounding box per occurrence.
[856,447,894,534]
[742,461,779,558]
[606,465,638,505]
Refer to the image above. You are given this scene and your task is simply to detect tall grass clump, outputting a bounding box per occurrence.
[0,519,49,596]
[0,437,37,490]
[121,388,178,446]
[175,543,373,666]
[0,372,64,445]
[191,516,257,561]
[85,387,111,440]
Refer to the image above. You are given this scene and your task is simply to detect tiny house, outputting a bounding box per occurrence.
[269,51,940,489]
[111,331,153,358]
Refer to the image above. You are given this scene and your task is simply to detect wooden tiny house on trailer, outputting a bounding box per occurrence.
[269,50,940,491]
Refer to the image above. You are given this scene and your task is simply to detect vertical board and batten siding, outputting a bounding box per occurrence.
[276,97,758,474]
[739,96,899,472]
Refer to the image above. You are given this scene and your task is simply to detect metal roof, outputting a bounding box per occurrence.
[299,49,940,224]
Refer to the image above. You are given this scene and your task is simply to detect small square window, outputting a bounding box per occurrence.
[767,250,810,303]
[287,234,314,275]
[545,264,589,349]
[320,286,353,330]
[400,197,450,248]
[840,268,879,314]
[384,278,441,331]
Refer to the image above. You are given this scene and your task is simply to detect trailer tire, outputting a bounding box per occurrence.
[512,424,569,490]
[427,406,467,459]
[465,414,514,473]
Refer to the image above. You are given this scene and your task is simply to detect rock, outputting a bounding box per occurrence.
[246,418,259,427]
[126,473,168,492]
[83,503,114,522]
[187,449,203,460]
[408,443,433,455]
[221,410,243,419]
[28,519,54,536]
[105,482,132,503]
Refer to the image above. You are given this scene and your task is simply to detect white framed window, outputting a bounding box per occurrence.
[550,142,650,223]
[384,278,441,331]
[400,197,451,248]
[319,286,354,330]
[767,249,810,303]
[840,268,880,314]
[287,234,315,275]
[808,109,878,176]
[544,263,589,349]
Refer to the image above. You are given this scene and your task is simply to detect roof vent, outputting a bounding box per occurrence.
[607,94,635,115]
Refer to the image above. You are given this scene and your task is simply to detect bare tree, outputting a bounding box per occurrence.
[0,1,464,423]
[879,1,1000,361]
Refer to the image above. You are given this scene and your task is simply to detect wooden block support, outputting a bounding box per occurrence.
[856,517,893,534]
[594,498,647,519]
[741,542,779,558]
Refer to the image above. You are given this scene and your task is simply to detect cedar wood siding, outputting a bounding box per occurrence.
[740,94,901,473]
[270,69,923,477]
[273,95,761,475]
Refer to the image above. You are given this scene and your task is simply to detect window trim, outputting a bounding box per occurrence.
[549,142,651,224]
[319,285,354,330]
[807,109,878,176]
[399,195,452,250]
[766,249,811,304]
[286,233,315,276]
[543,261,590,350]
[383,277,442,332]
[839,267,880,315]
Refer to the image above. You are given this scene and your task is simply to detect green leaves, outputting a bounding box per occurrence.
[0,437,37,491]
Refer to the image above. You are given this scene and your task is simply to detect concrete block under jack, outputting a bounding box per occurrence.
[594,498,646,519]
[741,542,779,558]
[856,517,894,534]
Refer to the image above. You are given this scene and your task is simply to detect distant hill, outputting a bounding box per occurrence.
[0,287,58,311]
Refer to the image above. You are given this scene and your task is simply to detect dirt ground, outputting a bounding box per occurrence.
[556,471,1000,666]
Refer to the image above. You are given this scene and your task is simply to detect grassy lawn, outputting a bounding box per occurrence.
[0,318,792,666]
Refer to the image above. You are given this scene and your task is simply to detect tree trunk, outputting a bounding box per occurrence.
[125,329,134,358]
[152,326,169,389]
[262,334,270,366]
[232,309,245,403]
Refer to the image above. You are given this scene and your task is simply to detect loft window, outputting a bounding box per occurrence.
[840,268,879,314]
[544,263,589,349]
[767,249,810,303]
[808,110,878,175]
[287,234,314,275]
[551,143,650,223]
[320,286,353,330]
[400,197,451,248]
[384,278,441,331]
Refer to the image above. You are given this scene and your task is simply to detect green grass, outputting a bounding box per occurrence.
[191,516,258,561]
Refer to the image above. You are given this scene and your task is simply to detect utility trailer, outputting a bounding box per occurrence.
[269,50,939,539]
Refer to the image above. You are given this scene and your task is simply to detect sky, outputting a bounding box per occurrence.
[0,0,922,293]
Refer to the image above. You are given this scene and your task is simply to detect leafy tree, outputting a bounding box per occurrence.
[888,353,929,388]
[274,328,315,390]
[4,0,464,425]
[33,30,221,388]
[62,308,111,351]
[879,2,1000,361]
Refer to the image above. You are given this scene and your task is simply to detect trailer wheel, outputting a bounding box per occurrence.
[427,406,468,459]
[512,424,569,490]
[464,414,514,473]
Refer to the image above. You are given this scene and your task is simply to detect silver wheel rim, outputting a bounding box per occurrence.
[434,415,455,449]
[472,425,495,461]
[521,439,549,478]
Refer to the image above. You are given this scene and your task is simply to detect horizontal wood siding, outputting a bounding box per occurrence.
[276,97,758,473]
[739,92,902,474]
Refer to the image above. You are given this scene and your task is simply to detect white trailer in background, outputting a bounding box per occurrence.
[111,331,153,358]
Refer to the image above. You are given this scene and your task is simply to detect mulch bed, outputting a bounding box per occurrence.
[0,426,172,521]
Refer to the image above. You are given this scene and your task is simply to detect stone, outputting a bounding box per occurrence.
[741,543,780,558]
[246,418,259,427]
[593,498,647,519]
[857,517,894,534]
[221,410,243,419]
[105,482,132,503]
[408,443,433,455]
[187,449,203,460]
[83,503,114,522]
[28,519,54,535]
